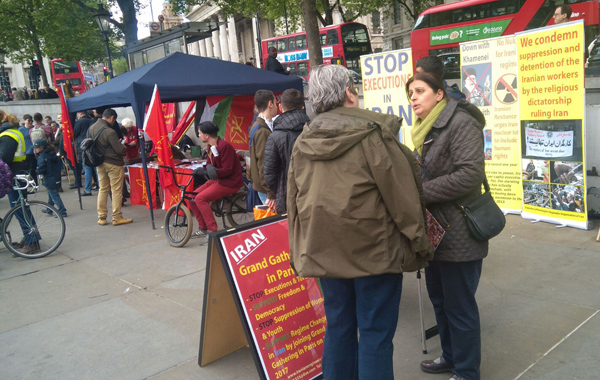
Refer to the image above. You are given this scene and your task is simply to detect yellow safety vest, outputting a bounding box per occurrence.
[0,129,26,162]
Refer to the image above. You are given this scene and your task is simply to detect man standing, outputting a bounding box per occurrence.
[73,111,95,194]
[12,87,25,101]
[287,65,431,379]
[263,88,309,214]
[88,109,132,226]
[32,112,54,143]
[248,90,278,207]
[266,47,289,75]
[554,4,571,24]
[19,114,36,182]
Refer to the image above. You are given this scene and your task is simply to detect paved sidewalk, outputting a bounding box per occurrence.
[0,188,599,380]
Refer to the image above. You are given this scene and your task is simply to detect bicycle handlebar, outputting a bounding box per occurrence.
[13,174,38,193]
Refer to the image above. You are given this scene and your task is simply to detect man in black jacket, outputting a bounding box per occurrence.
[73,111,96,194]
[263,89,309,214]
[266,47,289,75]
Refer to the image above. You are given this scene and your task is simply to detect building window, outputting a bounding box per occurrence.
[0,70,10,92]
[372,11,381,33]
[394,2,403,26]
[393,37,404,50]
[27,70,38,90]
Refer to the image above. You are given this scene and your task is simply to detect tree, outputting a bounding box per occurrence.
[0,0,108,87]
[72,0,140,46]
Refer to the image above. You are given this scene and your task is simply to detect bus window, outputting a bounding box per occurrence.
[277,39,287,53]
[296,35,306,49]
[287,63,298,76]
[327,30,339,45]
[52,61,80,75]
[288,37,296,51]
[342,24,369,43]
[320,33,327,46]
[298,62,309,77]
[268,41,276,50]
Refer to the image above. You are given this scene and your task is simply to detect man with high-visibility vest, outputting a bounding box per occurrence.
[0,109,40,255]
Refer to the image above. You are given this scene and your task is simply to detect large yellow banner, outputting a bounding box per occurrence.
[516,21,588,229]
[360,49,415,148]
[460,36,522,212]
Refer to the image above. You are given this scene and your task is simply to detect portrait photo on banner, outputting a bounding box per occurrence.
[461,62,492,107]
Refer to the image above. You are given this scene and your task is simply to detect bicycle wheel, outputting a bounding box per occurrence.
[2,201,66,259]
[226,192,254,227]
[164,204,193,247]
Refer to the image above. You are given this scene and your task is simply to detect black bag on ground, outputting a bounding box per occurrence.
[80,126,108,167]
[458,178,506,241]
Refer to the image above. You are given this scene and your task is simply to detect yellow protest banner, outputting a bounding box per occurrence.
[360,49,414,148]
[460,36,521,212]
[516,21,588,229]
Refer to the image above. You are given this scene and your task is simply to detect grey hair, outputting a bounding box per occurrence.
[308,65,354,114]
[121,118,134,128]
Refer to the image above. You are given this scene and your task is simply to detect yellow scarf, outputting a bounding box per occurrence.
[411,98,448,156]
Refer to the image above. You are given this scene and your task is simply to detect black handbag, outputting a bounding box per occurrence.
[458,178,506,241]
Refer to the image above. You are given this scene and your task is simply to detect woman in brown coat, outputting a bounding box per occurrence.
[407,72,487,380]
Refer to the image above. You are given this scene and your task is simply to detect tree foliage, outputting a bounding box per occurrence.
[0,0,111,86]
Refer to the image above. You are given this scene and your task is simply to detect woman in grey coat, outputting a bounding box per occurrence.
[407,72,488,380]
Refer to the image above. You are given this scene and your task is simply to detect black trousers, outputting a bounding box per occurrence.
[425,259,483,380]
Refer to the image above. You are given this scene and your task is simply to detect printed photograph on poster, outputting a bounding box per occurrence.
[551,184,585,213]
[461,63,492,107]
[523,181,551,209]
[521,120,582,162]
[550,161,584,185]
[484,130,492,160]
[522,159,549,182]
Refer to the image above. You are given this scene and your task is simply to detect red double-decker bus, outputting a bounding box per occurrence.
[411,0,599,75]
[261,22,372,79]
[50,59,88,94]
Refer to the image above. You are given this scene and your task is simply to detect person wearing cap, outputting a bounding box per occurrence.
[34,139,67,217]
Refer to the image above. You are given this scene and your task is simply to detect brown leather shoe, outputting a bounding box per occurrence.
[112,218,133,226]
[420,357,454,374]
[98,219,108,226]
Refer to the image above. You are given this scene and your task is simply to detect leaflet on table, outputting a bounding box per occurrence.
[220,219,326,380]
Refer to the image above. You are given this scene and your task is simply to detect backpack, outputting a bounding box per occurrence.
[0,159,13,198]
[80,126,108,167]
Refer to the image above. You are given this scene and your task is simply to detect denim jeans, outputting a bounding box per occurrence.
[8,189,40,244]
[320,273,404,380]
[83,163,97,193]
[257,191,267,204]
[425,259,483,380]
[47,188,67,216]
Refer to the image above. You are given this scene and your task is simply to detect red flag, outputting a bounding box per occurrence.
[170,101,196,145]
[144,86,176,192]
[59,85,76,165]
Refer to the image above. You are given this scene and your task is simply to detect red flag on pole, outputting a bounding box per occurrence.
[59,85,76,166]
[144,85,176,192]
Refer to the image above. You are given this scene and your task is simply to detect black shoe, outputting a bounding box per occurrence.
[420,358,454,374]
[69,184,78,189]
[82,192,92,196]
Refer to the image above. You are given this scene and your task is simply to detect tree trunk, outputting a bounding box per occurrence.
[301,0,322,71]
[35,48,48,88]
[117,0,138,45]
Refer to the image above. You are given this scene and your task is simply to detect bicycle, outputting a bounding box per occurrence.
[161,165,253,247]
[0,174,66,258]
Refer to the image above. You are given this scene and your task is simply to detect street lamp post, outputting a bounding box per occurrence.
[93,3,114,79]
[0,49,6,94]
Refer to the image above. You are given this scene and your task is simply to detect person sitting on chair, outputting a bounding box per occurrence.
[190,122,244,244]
